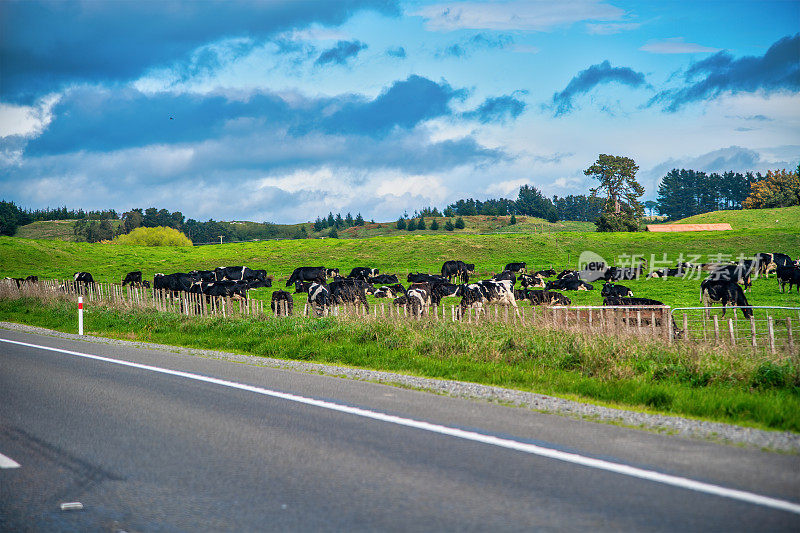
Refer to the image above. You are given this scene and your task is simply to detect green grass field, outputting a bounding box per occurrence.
[664,205,800,231]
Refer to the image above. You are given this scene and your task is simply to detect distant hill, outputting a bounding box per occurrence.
[15,216,594,242]
[666,206,800,231]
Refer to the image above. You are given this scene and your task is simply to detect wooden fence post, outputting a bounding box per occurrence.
[728,318,735,345]
[713,315,720,343]
[768,316,776,354]
[787,317,795,354]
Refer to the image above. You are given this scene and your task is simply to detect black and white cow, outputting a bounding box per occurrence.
[601,282,633,298]
[516,289,571,306]
[270,290,293,316]
[519,273,546,289]
[535,269,557,278]
[441,260,475,283]
[557,269,578,280]
[707,262,754,291]
[546,277,593,291]
[286,267,327,287]
[294,280,313,294]
[369,274,399,285]
[459,279,517,312]
[188,269,216,282]
[347,267,379,281]
[122,271,142,286]
[326,268,340,278]
[504,262,526,273]
[154,272,194,293]
[777,265,800,293]
[373,284,406,299]
[700,279,753,318]
[189,280,248,300]
[405,284,430,316]
[307,282,330,317]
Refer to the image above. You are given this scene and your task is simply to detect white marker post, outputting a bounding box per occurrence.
[78,297,84,335]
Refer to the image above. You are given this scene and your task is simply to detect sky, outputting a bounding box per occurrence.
[1,0,798,223]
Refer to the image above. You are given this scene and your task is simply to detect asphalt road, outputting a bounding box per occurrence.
[1,329,798,532]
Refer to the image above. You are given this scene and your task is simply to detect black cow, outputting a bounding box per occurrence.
[700,279,753,318]
[557,269,578,280]
[270,290,293,316]
[329,278,373,310]
[777,265,800,293]
[287,267,327,287]
[546,277,593,291]
[294,281,313,293]
[347,267,379,281]
[190,280,248,300]
[603,297,664,306]
[153,272,194,293]
[429,281,461,305]
[25,275,38,283]
[535,269,557,278]
[74,272,94,284]
[441,261,474,283]
[504,262,526,273]
[369,274,399,285]
[601,283,633,298]
[516,289,571,306]
[122,271,142,286]
[458,279,517,311]
[214,266,262,282]
[307,282,330,316]
[604,262,645,281]
[407,272,447,284]
[492,270,517,286]
[326,268,340,278]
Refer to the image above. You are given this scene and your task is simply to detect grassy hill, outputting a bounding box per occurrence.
[664,206,800,231]
[14,219,124,241]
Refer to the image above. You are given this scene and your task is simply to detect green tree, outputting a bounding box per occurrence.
[444,219,455,231]
[454,216,465,229]
[122,209,143,233]
[509,214,517,225]
[406,218,417,231]
[430,218,439,230]
[644,200,658,216]
[313,217,325,232]
[417,217,426,230]
[585,154,644,231]
[328,227,338,238]
[345,212,354,226]
[396,217,406,230]
[354,213,365,226]
[516,185,558,221]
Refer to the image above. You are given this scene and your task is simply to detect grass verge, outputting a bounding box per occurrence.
[2,298,798,433]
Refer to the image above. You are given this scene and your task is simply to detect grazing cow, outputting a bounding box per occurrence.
[329,278,373,310]
[700,279,753,318]
[369,274,399,285]
[154,273,195,293]
[294,281,313,294]
[546,277,593,291]
[492,270,517,286]
[286,266,327,287]
[25,275,38,283]
[214,266,264,283]
[441,261,475,283]
[188,269,216,282]
[190,280,248,300]
[768,253,794,275]
[601,283,633,298]
[535,269,557,278]
[755,253,776,278]
[122,271,142,286]
[406,285,430,316]
[270,290,293,316]
[373,284,406,299]
[519,273,546,289]
[74,272,94,284]
[603,297,664,306]
[347,267,379,281]
[407,272,447,284]
[504,262,526,273]
[307,282,330,317]
[777,265,800,293]
[430,282,460,305]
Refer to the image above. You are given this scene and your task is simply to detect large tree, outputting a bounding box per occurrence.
[743,169,800,208]
[585,154,644,231]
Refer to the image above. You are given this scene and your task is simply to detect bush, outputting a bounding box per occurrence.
[454,216,465,229]
[430,218,439,230]
[396,217,406,230]
[417,217,426,230]
[509,214,516,225]
[112,226,192,246]
[328,227,338,239]
[406,219,417,231]
[444,219,455,231]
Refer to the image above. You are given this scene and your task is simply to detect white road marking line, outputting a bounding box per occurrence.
[0,451,21,469]
[2,336,799,515]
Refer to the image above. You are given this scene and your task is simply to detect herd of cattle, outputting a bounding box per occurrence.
[5,251,798,319]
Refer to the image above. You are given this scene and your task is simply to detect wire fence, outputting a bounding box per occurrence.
[2,278,798,354]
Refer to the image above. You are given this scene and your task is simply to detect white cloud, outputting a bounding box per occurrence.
[586,22,642,35]
[416,1,625,32]
[639,37,719,54]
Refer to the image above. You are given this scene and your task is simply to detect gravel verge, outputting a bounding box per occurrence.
[3,320,798,453]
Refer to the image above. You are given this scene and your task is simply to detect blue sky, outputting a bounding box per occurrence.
[1,0,798,223]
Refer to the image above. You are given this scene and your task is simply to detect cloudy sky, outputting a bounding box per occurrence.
[1,0,798,223]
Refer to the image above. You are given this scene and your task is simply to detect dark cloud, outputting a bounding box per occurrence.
[386,46,407,58]
[548,60,648,116]
[463,95,526,123]
[0,0,399,102]
[315,40,368,66]
[439,33,514,58]
[649,34,800,112]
